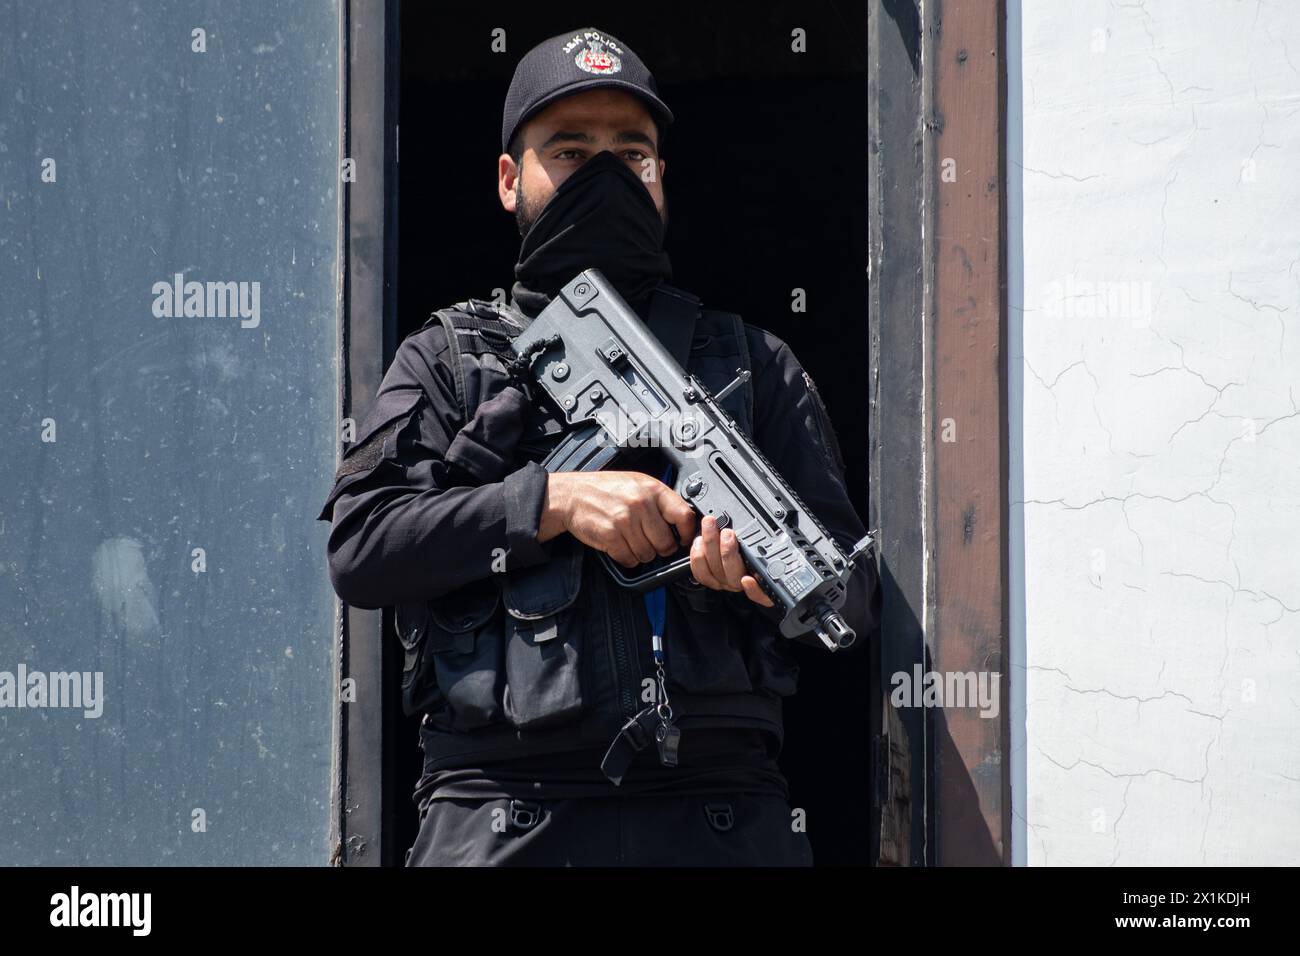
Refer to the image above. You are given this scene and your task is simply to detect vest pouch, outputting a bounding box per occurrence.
[500,535,586,731]
[397,577,505,729]
[395,599,438,717]
[662,576,763,696]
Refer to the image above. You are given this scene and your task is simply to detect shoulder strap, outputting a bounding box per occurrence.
[445,312,522,338]
[428,302,526,421]
[434,311,467,421]
[645,284,700,369]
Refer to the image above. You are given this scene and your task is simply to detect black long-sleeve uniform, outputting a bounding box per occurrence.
[318,286,878,805]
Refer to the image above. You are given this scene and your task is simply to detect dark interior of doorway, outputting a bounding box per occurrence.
[395,0,874,865]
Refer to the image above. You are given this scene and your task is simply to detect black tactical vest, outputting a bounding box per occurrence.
[385,284,793,765]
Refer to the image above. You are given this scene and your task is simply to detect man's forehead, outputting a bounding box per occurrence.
[525,89,656,138]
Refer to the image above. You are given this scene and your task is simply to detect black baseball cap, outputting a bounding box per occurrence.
[501,27,674,154]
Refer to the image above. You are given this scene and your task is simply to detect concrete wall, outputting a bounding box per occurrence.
[1008,0,1300,865]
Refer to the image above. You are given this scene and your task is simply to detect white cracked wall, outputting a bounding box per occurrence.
[1008,0,1300,865]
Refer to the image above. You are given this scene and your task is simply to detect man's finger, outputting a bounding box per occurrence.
[689,535,724,589]
[740,575,775,607]
[623,525,659,565]
[639,509,679,557]
[608,540,639,568]
[699,516,738,590]
[718,527,748,589]
[656,486,697,545]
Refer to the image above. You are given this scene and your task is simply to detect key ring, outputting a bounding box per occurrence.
[655,662,673,723]
[650,622,681,766]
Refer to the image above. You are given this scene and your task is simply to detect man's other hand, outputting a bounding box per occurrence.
[688,514,775,607]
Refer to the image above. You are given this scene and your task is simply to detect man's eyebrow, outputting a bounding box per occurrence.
[539,130,595,149]
[538,129,657,150]
[612,130,656,148]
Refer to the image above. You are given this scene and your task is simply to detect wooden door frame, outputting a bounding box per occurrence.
[869,0,1011,866]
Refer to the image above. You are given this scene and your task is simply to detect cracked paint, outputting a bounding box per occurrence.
[1010,0,1300,865]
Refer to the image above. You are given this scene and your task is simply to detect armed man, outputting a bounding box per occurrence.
[318,26,879,866]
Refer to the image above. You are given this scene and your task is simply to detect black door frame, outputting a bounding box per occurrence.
[333,0,402,866]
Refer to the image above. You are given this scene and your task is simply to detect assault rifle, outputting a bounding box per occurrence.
[509,270,875,651]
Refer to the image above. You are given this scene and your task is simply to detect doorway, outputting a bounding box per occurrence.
[394,0,875,864]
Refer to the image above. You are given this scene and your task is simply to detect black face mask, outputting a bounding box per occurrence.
[513,150,672,316]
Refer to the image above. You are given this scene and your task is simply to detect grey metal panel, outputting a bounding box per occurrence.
[0,0,342,864]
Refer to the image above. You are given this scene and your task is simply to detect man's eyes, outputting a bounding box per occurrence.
[552,148,651,162]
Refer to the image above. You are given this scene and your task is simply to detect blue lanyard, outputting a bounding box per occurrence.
[645,587,666,664]
[645,461,682,767]
[644,463,675,663]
